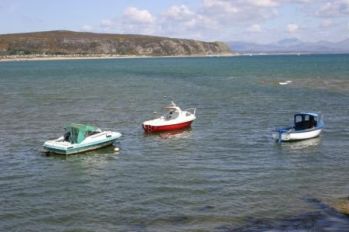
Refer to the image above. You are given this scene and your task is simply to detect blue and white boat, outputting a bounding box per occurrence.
[272,112,324,142]
[43,123,122,155]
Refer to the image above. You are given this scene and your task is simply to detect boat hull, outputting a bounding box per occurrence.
[43,131,121,155]
[44,139,115,155]
[143,120,193,132]
[272,128,322,142]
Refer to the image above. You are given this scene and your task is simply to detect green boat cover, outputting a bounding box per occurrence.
[64,123,99,144]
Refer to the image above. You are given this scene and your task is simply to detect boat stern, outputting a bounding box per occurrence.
[43,139,72,155]
[272,128,292,142]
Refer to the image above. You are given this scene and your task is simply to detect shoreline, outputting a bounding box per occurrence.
[0,54,235,62]
[1,52,347,62]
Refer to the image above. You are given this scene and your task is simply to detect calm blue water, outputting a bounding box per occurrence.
[0,55,349,231]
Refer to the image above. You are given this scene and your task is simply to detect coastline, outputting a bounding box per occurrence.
[0,54,235,62]
[1,52,347,62]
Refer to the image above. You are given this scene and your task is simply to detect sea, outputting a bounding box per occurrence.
[0,55,349,231]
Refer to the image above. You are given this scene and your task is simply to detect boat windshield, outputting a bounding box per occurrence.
[164,108,179,120]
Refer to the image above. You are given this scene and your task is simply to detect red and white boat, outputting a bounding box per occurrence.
[143,102,196,133]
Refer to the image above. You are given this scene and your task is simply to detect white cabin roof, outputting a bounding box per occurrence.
[294,112,319,117]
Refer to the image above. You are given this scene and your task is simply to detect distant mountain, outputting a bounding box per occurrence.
[277,38,302,46]
[0,30,233,57]
[228,38,349,54]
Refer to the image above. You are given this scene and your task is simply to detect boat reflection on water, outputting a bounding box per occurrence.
[144,128,193,140]
[280,137,321,151]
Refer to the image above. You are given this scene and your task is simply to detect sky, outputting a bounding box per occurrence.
[0,0,348,43]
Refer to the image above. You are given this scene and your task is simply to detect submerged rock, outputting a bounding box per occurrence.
[227,197,349,231]
[331,197,349,215]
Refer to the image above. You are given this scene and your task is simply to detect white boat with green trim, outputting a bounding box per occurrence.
[43,123,122,155]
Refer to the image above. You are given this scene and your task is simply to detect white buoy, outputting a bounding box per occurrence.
[114,147,120,152]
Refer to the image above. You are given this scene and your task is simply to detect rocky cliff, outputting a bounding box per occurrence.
[0,31,232,57]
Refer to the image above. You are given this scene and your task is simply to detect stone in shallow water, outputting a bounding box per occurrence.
[227,197,349,231]
[332,197,349,215]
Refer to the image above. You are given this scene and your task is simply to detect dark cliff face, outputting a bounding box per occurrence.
[0,31,232,56]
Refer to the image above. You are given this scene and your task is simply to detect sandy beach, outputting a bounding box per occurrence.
[0,54,155,62]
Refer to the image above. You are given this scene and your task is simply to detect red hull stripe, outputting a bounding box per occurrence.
[143,121,193,132]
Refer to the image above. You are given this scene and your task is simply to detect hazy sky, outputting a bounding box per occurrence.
[0,0,348,43]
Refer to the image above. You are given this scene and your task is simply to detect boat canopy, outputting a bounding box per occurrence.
[294,112,319,118]
[64,123,99,144]
[293,112,320,130]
